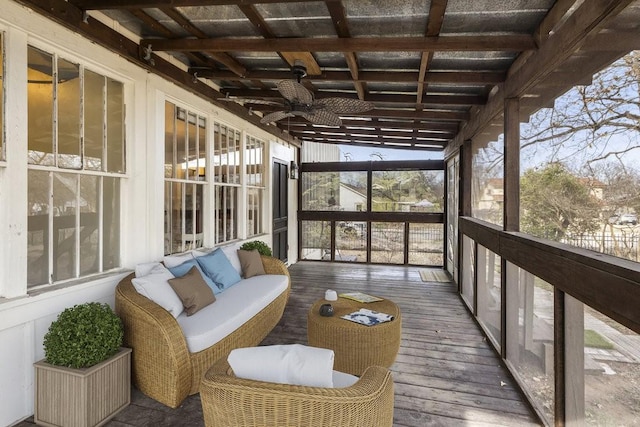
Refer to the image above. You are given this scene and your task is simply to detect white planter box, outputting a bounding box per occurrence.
[34,347,132,427]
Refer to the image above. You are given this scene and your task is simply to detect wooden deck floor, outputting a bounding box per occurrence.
[15,261,542,427]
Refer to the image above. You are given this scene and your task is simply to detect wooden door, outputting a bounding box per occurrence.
[272,161,288,262]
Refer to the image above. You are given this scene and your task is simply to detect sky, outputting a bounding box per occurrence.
[337,144,443,162]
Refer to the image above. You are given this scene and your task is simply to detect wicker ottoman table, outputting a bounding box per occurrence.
[307,296,401,375]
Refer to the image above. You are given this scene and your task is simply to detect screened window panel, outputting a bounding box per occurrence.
[27,46,54,166]
[84,70,105,171]
[215,185,238,244]
[27,170,51,286]
[102,176,120,270]
[106,78,124,173]
[164,102,176,178]
[56,58,81,169]
[79,175,99,276]
[52,173,77,282]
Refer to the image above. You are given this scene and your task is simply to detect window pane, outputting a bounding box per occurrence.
[372,170,443,213]
[187,113,197,181]
[215,185,237,244]
[371,222,404,264]
[52,173,77,282]
[246,136,264,186]
[302,171,367,211]
[57,58,81,169]
[79,175,99,276]
[213,124,241,184]
[176,108,187,179]
[183,183,203,250]
[166,181,183,254]
[28,170,50,286]
[408,223,444,266]
[28,46,54,166]
[164,101,176,178]
[247,188,263,237]
[472,135,504,225]
[84,70,104,171]
[102,176,120,270]
[198,116,206,179]
[0,32,4,161]
[301,220,331,260]
[106,78,124,173]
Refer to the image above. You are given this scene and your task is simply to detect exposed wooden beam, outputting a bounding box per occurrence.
[233,89,485,105]
[289,127,452,140]
[417,0,448,104]
[325,0,367,100]
[205,70,505,84]
[71,0,324,9]
[294,134,446,150]
[285,117,460,132]
[141,35,536,53]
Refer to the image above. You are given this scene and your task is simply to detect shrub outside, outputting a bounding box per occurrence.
[240,240,273,257]
[43,302,124,369]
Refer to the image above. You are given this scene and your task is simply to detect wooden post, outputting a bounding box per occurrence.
[503,97,520,232]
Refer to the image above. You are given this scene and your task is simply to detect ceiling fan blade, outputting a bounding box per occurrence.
[260,110,294,124]
[301,109,342,126]
[277,80,313,105]
[218,97,285,106]
[315,97,375,114]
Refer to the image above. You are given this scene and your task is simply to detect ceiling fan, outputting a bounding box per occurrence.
[222,60,375,126]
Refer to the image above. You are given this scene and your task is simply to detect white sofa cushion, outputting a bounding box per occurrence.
[131,265,183,318]
[228,344,335,388]
[176,273,288,353]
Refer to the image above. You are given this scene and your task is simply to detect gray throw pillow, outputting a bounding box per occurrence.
[237,249,266,279]
[168,266,216,316]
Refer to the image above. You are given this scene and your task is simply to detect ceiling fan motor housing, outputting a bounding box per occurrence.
[292,59,308,81]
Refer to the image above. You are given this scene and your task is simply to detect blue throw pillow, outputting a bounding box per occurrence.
[196,248,242,290]
[168,258,222,294]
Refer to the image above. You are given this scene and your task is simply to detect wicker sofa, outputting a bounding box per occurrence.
[115,254,290,408]
[201,358,394,427]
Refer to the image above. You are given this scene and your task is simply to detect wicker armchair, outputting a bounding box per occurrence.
[200,358,394,427]
[115,255,290,409]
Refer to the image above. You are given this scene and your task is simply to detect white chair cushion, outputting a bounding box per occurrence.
[135,261,163,278]
[332,370,359,388]
[163,252,195,269]
[228,344,335,388]
[131,265,183,318]
[176,274,288,353]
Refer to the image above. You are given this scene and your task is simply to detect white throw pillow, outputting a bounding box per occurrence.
[228,344,334,388]
[163,252,195,269]
[131,266,183,318]
[135,261,163,278]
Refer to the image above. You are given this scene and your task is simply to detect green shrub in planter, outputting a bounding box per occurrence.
[44,302,124,369]
[240,240,272,257]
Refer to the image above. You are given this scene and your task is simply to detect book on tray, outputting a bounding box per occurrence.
[341,308,394,326]
[338,292,383,303]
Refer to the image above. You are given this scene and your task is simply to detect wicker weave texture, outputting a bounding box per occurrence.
[201,359,394,427]
[307,297,401,375]
[115,256,291,408]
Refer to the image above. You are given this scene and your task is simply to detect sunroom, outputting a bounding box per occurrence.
[0,0,639,426]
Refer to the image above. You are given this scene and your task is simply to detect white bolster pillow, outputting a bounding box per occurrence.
[228,344,335,388]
